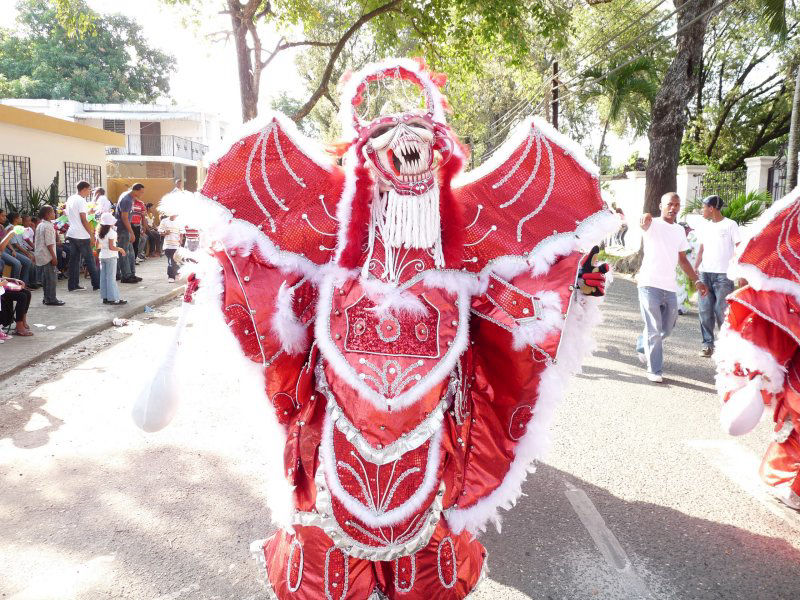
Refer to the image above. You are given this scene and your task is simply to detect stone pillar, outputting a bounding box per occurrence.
[676,165,708,208]
[744,156,775,195]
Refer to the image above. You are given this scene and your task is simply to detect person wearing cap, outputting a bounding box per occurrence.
[96,211,127,306]
[693,194,740,357]
[637,192,709,382]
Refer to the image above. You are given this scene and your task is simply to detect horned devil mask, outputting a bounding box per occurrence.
[343,61,457,270]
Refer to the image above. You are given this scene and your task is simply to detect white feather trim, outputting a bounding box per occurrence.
[314,273,472,412]
[205,109,335,170]
[271,281,311,355]
[510,291,563,351]
[332,146,360,265]
[714,326,787,396]
[361,277,429,317]
[320,401,444,527]
[338,58,449,140]
[445,293,604,535]
[728,186,800,303]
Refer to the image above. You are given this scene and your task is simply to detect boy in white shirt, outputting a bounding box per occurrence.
[693,194,740,357]
[636,192,708,382]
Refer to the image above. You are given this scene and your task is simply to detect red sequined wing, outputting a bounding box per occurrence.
[201,114,345,265]
[453,118,605,271]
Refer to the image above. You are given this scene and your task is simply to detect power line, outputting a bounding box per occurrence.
[479,0,738,163]
[484,0,734,154]
[490,0,671,133]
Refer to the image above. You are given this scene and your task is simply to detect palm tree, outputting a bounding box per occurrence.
[582,56,659,170]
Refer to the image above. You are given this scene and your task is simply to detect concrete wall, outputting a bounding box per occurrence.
[0,120,110,200]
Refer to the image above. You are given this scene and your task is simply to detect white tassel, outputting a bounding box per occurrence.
[131,302,191,432]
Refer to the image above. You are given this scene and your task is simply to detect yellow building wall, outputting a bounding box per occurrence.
[0,120,111,196]
[107,178,176,207]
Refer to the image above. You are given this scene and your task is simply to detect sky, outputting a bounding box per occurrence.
[0,0,645,166]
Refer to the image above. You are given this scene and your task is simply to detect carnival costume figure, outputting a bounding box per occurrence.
[133,58,618,598]
[715,187,800,511]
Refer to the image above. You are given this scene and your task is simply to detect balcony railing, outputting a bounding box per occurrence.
[107,134,208,161]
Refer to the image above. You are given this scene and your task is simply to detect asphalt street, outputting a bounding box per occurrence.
[1,276,799,599]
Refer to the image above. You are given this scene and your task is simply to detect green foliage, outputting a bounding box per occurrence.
[682,190,771,226]
[25,187,51,215]
[0,0,175,103]
[680,1,797,170]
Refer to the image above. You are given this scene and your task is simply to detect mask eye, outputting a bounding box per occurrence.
[369,125,393,139]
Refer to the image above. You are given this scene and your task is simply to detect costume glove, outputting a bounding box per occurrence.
[577,246,609,297]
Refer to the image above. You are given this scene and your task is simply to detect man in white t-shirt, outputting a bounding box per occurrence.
[636,192,709,382]
[65,180,99,291]
[693,194,740,357]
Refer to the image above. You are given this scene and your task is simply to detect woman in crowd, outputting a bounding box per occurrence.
[0,228,33,337]
[144,203,161,257]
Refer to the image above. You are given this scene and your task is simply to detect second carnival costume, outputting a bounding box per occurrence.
[715,186,800,512]
[134,58,619,598]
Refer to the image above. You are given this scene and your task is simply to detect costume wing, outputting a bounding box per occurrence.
[201,112,345,266]
[453,117,608,273]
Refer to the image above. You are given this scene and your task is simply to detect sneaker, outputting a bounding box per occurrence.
[646,372,664,383]
[699,347,713,357]
[110,299,128,305]
[135,258,142,265]
[168,277,175,283]
[68,285,86,291]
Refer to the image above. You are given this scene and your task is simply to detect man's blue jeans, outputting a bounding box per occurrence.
[698,271,735,349]
[636,286,678,376]
[66,237,99,290]
[116,229,136,279]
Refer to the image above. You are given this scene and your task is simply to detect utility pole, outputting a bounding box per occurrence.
[552,62,559,131]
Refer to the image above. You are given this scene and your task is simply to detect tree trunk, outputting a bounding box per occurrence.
[597,115,610,177]
[787,65,800,190]
[643,0,716,216]
[229,1,259,122]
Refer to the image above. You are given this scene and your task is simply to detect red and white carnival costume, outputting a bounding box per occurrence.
[135,59,618,598]
[715,187,800,510]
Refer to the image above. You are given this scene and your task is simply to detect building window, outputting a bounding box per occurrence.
[64,162,101,197]
[0,154,32,212]
[103,119,125,134]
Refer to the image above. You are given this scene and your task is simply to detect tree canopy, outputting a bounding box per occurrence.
[0,0,175,103]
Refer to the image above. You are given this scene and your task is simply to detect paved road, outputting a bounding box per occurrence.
[1,277,799,599]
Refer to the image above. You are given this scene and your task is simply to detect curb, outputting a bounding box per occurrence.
[0,286,185,380]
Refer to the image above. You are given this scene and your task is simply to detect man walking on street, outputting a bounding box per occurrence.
[636,192,708,383]
[116,184,143,284]
[694,194,740,357]
[65,181,100,292]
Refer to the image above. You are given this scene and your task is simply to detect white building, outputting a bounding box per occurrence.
[0,99,228,191]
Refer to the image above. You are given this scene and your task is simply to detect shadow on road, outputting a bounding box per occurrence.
[482,463,800,600]
[0,396,64,449]
[2,447,273,598]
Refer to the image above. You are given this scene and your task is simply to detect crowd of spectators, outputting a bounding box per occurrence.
[1,178,188,341]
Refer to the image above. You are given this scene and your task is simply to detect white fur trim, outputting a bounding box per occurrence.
[332,146,360,265]
[314,273,472,412]
[454,117,600,188]
[510,290,564,351]
[271,281,311,355]
[728,186,800,303]
[205,110,335,170]
[714,326,786,396]
[445,293,604,534]
[338,58,448,140]
[320,402,444,527]
[361,277,429,317]
[185,193,353,283]
[729,262,800,307]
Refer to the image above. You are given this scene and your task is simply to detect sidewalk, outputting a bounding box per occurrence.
[0,256,184,378]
